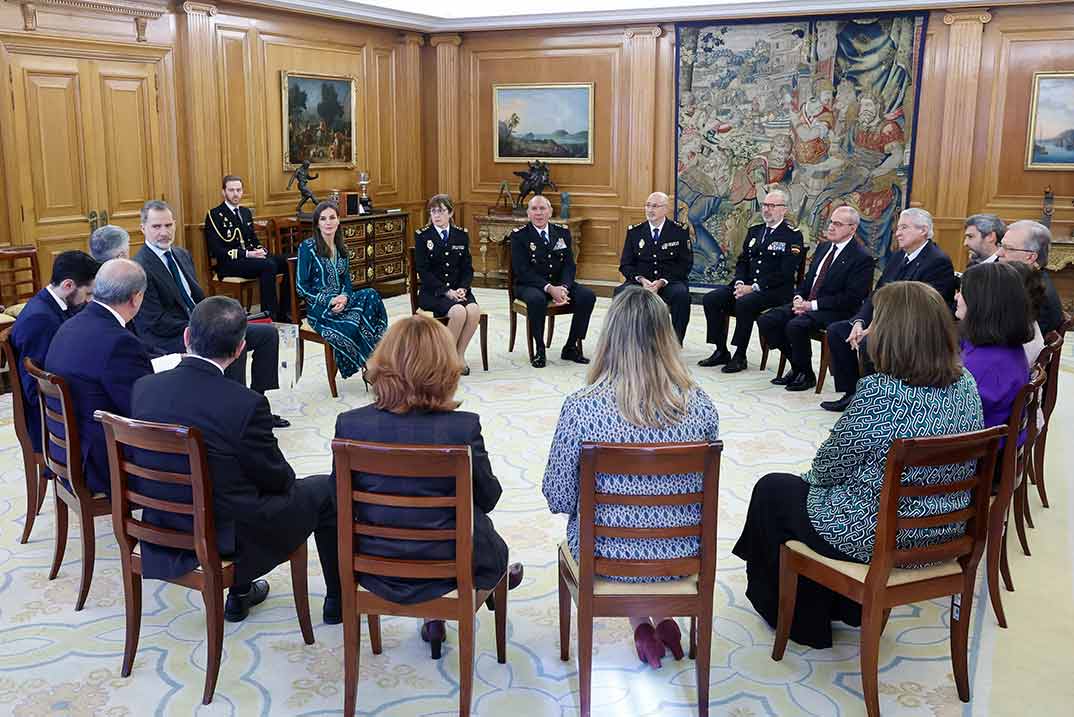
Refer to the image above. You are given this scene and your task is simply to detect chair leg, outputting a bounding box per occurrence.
[343,599,361,716]
[121,570,142,677]
[1013,481,1031,556]
[950,584,974,702]
[324,345,339,398]
[557,562,570,661]
[458,615,475,717]
[524,315,535,362]
[19,462,39,545]
[1000,521,1014,592]
[689,616,697,660]
[775,352,788,380]
[49,494,68,580]
[74,510,96,611]
[1034,433,1050,508]
[860,602,885,717]
[368,615,382,655]
[289,544,314,645]
[578,598,593,717]
[1023,480,1035,529]
[815,336,829,394]
[508,310,518,353]
[545,316,555,348]
[696,605,714,717]
[202,588,225,705]
[295,337,305,383]
[986,519,1008,628]
[759,337,769,371]
[36,471,48,513]
[494,574,507,664]
[772,547,798,661]
[480,314,489,372]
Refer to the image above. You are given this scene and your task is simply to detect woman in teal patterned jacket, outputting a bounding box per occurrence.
[296,201,388,378]
[733,281,984,648]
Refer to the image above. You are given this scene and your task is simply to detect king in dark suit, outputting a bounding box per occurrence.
[510,194,595,368]
[129,297,340,624]
[821,207,957,412]
[615,192,693,344]
[204,175,290,321]
[757,206,875,392]
[44,259,153,495]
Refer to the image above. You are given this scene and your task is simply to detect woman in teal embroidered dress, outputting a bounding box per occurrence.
[296,201,388,378]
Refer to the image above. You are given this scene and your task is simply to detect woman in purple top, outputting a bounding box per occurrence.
[956,262,1033,443]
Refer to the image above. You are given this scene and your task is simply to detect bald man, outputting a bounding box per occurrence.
[615,192,693,343]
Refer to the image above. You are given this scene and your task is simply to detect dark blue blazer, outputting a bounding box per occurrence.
[10,288,69,452]
[795,239,876,318]
[44,301,153,494]
[853,240,956,326]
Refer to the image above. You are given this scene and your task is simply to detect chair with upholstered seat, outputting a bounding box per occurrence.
[207,219,283,314]
[772,425,1005,717]
[506,258,577,362]
[287,256,341,397]
[0,245,41,322]
[1,329,48,544]
[96,410,314,705]
[406,247,488,371]
[332,438,510,717]
[558,441,722,717]
[25,358,111,611]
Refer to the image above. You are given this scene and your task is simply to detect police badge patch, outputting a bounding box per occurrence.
[427,240,434,250]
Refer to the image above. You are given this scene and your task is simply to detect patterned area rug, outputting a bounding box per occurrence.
[0,288,1070,716]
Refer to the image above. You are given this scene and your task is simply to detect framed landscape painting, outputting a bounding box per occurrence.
[1026,71,1074,170]
[494,83,594,164]
[282,71,357,170]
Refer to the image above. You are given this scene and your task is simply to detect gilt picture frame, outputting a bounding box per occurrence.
[281,70,357,170]
[494,83,594,164]
[1025,71,1074,171]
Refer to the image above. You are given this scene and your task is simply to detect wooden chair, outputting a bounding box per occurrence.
[96,410,314,705]
[0,245,41,320]
[407,246,488,371]
[506,257,577,362]
[287,256,340,398]
[1028,331,1064,512]
[207,219,283,314]
[25,358,111,611]
[558,441,723,717]
[272,216,305,258]
[332,438,509,717]
[1,329,48,544]
[772,425,1006,717]
[771,328,831,394]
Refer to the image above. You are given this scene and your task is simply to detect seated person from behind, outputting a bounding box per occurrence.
[413,193,482,374]
[543,286,720,668]
[130,297,341,624]
[733,281,983,649]
[296,200,388,379]
[996,219,1064,336]
[44,259,153,495]
[334,314,521,658]
[10,250,99,452]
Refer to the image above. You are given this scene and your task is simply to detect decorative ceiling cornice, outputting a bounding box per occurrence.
[5,0,167,40]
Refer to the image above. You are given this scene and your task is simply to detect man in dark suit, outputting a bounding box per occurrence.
[615,191,693,343]
[133,199,289,428]
[757,206,875,392]
[10,250,99,451]
[204,175,290,321]
[44,259,153,494]
[699,189,804,373]
[821,207,957,412]
[998,219,1064,335]
[130,297,341,624]
[510,194,596,368]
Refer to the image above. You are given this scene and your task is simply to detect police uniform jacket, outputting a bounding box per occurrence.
[510,222,576,291]
[414,224,474,300]
[733,220,803,300]
[619,219,692,284]
[204,202,263,266]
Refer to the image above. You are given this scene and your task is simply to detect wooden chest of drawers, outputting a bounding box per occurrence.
[299,211,408,289]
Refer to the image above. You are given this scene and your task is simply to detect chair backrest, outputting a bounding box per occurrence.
[332,438,475,608]
[1036,332,1063,423]
[274,217,304,257]
[286,256,307,324]
[1058,311,1072,337]
[253,218,274,254]
[0,328,34,457]
[407,246,420,314]
[95,410,220,573]
[506,253,517,304]
[995,368,1044,507]
[869,425,1006,584]
[24,358,89,499]
[578,441,722,586]
[0,246,40,309]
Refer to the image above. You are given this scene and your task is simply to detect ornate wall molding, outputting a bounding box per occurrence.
[5,0,168,40]
[943,10,992,25]
[429,33,462,48]
[623,26,661,39]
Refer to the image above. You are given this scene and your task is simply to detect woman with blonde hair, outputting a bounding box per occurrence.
[333,314,520,658]
[543,286,720,668]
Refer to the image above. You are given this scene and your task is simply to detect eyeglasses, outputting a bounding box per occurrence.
[999,242,1035,254]
[761,203,786,209]
[429,207,450,215]
[644,202,668,209]
[828,220,852,228]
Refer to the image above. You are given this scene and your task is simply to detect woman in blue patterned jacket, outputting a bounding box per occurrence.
[296,201,388,378]
[733,281,984,649]
[543,286,720,668]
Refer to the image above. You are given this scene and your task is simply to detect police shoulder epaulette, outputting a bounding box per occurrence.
[669,218,684,228]
[553,222,567,229]
[461,227,468,233]
[418,224,431,233]
[628,223,637,230]
[785,222,799,231]
[512,226,524,232]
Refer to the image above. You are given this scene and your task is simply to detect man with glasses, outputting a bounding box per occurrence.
[615,192,693,343]
[997,219,1064,335]
[699,188,803,372]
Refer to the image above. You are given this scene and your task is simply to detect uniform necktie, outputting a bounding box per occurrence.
[808,245,837,301]
[653,227,660,242]
[441,229,449,243]
[540,229,548,245]
[164,250,196,313]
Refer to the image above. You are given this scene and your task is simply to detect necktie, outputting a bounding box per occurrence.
[808,245,837,301]
[234,207,242,223]
[441,229,449,243]
[164,250,196,313]
[653,227,660,243]
[540,229,548,245]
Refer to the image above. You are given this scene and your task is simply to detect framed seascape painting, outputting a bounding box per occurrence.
[494,83,594,164]
[1026,71,1074,170]
[282,71,357,170]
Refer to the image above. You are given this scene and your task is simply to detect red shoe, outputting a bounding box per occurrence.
[634,623,665,669]
[655,619,685,661]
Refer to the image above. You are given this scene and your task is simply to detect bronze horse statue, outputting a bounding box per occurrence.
[514,160,558,209]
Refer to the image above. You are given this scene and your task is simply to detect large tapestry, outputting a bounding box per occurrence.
[676,14,927,285]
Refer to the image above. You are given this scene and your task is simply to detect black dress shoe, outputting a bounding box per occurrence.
[771,372,795,386]
[820,392,855,412]
[323,596,342,625]
[531,353,547,368]
[461,364,471,376]
[421,619,447,659]
[224,579,270,622]
[698,349,731,367]
[272,414,291,429]
[721,356,747,373]
[786,371,817,392]
[561,344,590,364]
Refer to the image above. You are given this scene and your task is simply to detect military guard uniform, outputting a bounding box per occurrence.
[700,219,803,372]
[510,221,596,367]
[413,222,477,316]
[615,218,693,343]
[204,202,290,320]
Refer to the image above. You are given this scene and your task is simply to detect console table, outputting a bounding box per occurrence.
[1046,237,1074,313]
[473,214,587,287]
[297,211,408,293]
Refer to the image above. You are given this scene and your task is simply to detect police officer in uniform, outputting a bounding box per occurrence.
[204,175,290,320]
[510,194,595,368]
[413,194,482,374]
[699,188,803,373]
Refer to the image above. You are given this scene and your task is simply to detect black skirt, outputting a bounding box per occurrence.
[732,472,865,649]
[418,289,478,318]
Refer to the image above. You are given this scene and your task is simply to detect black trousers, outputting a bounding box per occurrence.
[224,322,280,394]
[614,280,691,344]
[702,285,784,353]
[515,283,596,355]
[217,255,290,319]
[825,319,875,394]
[757,306,845,375]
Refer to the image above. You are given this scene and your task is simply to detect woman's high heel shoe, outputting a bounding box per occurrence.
[655,619,685,661]
[420,619,446,659]
[633,622,666,669]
